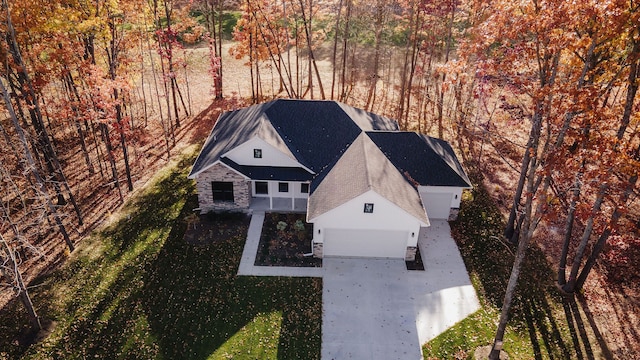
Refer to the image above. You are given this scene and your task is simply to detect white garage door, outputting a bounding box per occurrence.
[420,192,452,219]
[323,228,408,258]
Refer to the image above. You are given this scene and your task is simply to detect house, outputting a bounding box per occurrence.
[188,99,472,260]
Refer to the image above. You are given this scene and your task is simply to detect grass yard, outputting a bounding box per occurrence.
[423,169,592,359]
[0,146,321,360]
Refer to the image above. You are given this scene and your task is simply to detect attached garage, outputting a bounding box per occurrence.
[420,192,453,220]
[323,228,409,258]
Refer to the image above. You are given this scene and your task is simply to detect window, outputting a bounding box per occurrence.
[300,183,309,194]
[212,181,234,202]
[255,181,268,195]
[278,182,289,193]
[364,203,374,213]
[253,149,262,158]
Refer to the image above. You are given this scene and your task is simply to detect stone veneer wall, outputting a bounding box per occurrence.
[405,246,417,261]
[312,242,323,258]
[448,208,460,221]
[195,163,251,212]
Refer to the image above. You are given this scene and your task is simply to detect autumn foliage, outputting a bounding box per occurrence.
[0,0,639,357]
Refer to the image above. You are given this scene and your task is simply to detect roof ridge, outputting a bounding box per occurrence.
[359,135,374,190]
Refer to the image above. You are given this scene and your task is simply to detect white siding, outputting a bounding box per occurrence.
[224,136,304,168]
[323,229,408,258]
[311,190,423,252]
[252,180,310,199]
[418,186,463,206]
[420,193,451,219]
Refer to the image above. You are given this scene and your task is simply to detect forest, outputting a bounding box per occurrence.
[1,0,639,359]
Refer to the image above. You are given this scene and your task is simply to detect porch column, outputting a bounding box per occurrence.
[269,194,273,209]
[291,185,295,210]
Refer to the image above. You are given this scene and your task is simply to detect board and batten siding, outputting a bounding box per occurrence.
[223,136,303,168]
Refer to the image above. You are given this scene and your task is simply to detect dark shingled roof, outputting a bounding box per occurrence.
[264,99,397,172]
[308,134,429,224]
[220,158,314,182]
[188,99,398,179]
[366,132,472,188]
[189,99,471,221]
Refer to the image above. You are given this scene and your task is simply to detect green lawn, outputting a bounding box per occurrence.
[1,147,600,360]
[0,145,321,360]
[423,169,579,359]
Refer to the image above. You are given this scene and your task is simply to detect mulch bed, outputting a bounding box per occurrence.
[255,213,322,267]
[183,211,251,246]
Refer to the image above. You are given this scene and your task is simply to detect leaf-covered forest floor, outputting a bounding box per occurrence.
[1,39,639,359]
[0,147,322,359]
[470,129,640,358]
[0,45,236,311]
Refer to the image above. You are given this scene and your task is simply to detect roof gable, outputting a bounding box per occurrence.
[188,102,294,178]
[222,136,304,169]
[308,134,428,224]
[264,99,397,172]
[366,132,472,188]
[189,99,399,179]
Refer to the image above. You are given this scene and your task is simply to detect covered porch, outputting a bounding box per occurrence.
[250,197,308,212]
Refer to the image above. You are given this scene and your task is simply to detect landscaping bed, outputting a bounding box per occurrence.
[255,213,322,268]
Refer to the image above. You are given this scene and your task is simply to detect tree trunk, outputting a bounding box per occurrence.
[100,122,124,203]
[490,101,544,360]
[215,0,224,99]
[3,8,84,225]
[339,0,352,101]
[562,185,606,293]
[557,173,581,286]
[0,76,75,252]
[397,1,416,124]
[250,1,294,98]
[107,16,134,192]
[575,176,637,290]
[365,1,384,111]
[1,234,42,331]
[298,0,325,99]
[330,0,343,100]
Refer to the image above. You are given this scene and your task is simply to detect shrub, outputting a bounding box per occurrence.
[294,219,305,232]
[277,221,288,231]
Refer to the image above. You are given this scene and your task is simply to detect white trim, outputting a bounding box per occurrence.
[309,189,428,227]
[221,136,316,174]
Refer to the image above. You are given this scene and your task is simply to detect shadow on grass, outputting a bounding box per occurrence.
[1,150,321,360]
[142,196,321,359]
[431,169,583,359]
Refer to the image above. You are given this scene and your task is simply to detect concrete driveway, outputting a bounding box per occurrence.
[323,258,424,360]
[238,215,479,359]
[321,220,480,360]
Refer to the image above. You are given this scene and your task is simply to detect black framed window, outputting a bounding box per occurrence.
[278,182,289,193]
[300,183,309,194]
[255,181,268,194]
[364,203,374,213]
[253,149,262,158]
[212,181,234,202]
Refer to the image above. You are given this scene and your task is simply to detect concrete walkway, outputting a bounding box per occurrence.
[237,213,480,359]
[237,211,323,277]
